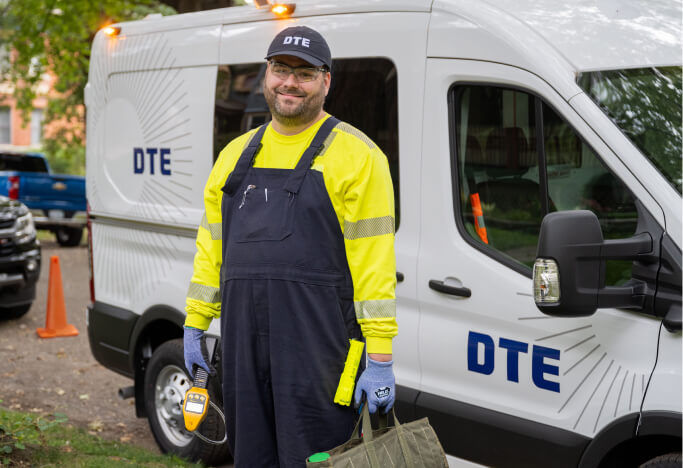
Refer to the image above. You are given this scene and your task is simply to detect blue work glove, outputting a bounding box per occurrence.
[183,326,215,377]
[354,357,395,414]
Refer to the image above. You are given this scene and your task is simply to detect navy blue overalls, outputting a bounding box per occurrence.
[219,117,362,467]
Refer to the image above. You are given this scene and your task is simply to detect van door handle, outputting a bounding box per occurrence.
[396,272,404,283]
[429,279,471,298]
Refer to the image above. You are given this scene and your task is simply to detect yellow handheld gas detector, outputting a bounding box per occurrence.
[182,337,227,445]
[183,367,210,431]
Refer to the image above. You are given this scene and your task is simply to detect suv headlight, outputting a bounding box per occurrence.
[15,213,36,244]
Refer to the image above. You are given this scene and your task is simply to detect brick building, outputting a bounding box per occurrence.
[0,80,50,150]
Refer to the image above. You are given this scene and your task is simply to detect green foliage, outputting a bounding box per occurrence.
[0,405,204,467]
[43,134,86,174]
[0,0,176,174]
[0,400,68,463]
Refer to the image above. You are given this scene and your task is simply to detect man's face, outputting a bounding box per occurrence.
[263,55,331,127]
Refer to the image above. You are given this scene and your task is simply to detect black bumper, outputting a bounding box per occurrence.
[87,301,140,378]
[0,247,41,309]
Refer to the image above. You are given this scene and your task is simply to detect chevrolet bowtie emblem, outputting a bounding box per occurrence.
[52,182,67,191]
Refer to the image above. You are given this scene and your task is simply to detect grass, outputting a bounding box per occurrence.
[36,230,54,242]
[0,406,204,467]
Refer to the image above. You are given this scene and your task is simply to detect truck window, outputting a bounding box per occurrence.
[578,67,682,193]
[452,85,637,283]
[543,102,637,285]
[0,154,48,172]
[213,58,400,229]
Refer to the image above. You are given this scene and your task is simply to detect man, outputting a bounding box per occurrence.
[183,25,397,467]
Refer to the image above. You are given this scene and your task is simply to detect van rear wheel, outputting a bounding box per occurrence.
[143,339,231,465]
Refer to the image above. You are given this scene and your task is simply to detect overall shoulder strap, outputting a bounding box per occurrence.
[283,116,340,195]
[221,124,268,196]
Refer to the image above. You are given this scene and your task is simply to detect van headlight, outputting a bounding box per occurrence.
[15,213,36,244]
[533,258,560,303]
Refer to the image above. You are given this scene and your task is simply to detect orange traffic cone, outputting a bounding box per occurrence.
[36,256,79,338]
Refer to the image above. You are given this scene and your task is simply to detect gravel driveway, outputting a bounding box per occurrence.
[0,240,159,453]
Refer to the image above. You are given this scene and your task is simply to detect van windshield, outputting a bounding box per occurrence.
[578,66,682,193]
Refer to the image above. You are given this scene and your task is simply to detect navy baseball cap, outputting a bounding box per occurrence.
[265,26,332,69]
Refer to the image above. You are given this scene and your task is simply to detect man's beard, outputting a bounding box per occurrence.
[263,81,325,127]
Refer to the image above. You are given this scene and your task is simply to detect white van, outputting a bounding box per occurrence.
[84,1,682,466]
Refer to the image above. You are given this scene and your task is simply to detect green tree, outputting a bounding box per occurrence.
[0,0,176,174]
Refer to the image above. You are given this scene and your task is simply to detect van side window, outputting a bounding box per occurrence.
[452,85,637,281]
[214,58,400,229]
[543,102,637,284]
[453,87,542,270]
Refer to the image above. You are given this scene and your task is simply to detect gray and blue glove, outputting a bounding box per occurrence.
[354,357,395,414]
[183,326,215,376]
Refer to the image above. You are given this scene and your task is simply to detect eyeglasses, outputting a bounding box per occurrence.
[268,60,327,82]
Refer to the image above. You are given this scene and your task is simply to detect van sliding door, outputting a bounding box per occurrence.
[218,13,430,415]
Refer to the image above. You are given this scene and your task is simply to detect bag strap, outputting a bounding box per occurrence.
[360,404,381,468]
[352,406,403,435]
[355,406,413,467]
[394,419,415,466]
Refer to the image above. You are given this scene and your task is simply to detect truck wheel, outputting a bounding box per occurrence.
[1,304,32,320]
[55,227,83,247]
[640,453,682,468]
[143,339,231,465]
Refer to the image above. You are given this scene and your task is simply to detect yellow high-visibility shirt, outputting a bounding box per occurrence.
[185,114,397,354]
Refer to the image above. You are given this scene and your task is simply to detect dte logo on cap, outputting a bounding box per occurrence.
[282,36,310,48]
[266,26,332,69]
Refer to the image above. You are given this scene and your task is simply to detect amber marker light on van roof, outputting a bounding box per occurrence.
[103,26,121,37]
[271,4,295,16]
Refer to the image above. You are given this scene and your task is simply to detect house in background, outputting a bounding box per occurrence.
[0,82,49,151]
[0,0,239,150]
[0,48,51,151]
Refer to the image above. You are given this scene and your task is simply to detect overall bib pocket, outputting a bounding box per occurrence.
[233,185,295,242]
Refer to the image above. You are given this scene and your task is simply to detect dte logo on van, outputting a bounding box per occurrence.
[133,148,172,175]
[467,331,561,393]
[283,36,310,47]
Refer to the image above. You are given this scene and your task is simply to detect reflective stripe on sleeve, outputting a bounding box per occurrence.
[200,213,222,241]
[335,122,376,149]
[354,299,396,320]
[344,216,394,240]
[187,282,221,304]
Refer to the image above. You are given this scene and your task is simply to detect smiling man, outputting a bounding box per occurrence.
[183,26,398,466]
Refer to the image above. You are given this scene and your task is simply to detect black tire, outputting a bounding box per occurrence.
[55,227,83,247]
[143,339,231,465]
[0,303,31,320]
[640,453,682,468]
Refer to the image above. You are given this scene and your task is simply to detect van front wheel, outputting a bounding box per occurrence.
[640,453,683,468]
[143,339,231,464]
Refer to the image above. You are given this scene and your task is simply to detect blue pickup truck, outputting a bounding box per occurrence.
[0,152,86,246]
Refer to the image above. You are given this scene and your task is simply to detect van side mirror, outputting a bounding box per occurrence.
[533,209,656,317]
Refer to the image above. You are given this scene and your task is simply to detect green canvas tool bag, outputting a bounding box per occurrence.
[306,404,448,467]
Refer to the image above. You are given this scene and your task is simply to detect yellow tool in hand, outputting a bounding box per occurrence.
[334,339,365,406]
[183,367,210,431]
[182,338,227,445]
